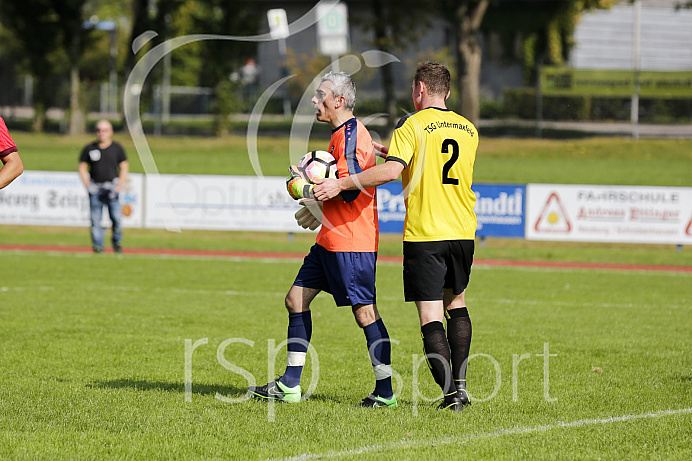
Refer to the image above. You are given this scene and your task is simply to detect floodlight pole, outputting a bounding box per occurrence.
[278,38,292,117]
[631,0,641,140]
[536,65,543,139]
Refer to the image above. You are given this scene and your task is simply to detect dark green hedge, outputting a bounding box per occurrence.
[497,88,692,123]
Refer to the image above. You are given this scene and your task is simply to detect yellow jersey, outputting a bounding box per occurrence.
[386,107,478,241]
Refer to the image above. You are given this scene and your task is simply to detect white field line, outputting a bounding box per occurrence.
[2,285,687,308]
[471,264,692,277]
[274,407,692,461]
[2,248,690,276]
[0,284,287,297]
[476,297,690,310]
[0,249,303,264]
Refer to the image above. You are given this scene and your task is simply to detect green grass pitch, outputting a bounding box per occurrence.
[2,132,691,457]
[1,249,690,459]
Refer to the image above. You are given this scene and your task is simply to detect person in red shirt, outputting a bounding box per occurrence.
[249,72,396,408]
[0,116,23,190]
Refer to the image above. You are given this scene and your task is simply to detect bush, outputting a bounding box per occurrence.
[480,98,505,119]
[502,88,692,123]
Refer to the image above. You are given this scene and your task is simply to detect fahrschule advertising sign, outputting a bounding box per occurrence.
[526,184,692,245]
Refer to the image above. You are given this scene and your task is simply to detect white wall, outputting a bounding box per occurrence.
[570,0,692,70]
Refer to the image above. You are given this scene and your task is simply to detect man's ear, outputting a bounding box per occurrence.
[445,90,450,100]
[334,95,345,109]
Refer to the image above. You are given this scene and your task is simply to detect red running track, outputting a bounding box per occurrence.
[1,244,690,273]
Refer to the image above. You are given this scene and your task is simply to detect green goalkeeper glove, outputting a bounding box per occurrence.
[286,165,314,200]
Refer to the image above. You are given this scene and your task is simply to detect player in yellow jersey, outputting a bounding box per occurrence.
[314,62,477,411]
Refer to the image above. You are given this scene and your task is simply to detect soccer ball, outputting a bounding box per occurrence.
[297,150,338,183]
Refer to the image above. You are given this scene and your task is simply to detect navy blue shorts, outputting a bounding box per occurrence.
[293,244,377,307]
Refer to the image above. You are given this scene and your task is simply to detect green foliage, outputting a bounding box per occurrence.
[479,97,504,118]
[484,0,619,83]
[190,0,259,86]
[11,132,692,188]
[284,48,333,103]
[0,0,74,125]
[354,0,434,53]
[210,79,240,136]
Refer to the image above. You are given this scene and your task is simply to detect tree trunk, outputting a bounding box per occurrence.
[32,79,47,132]
[68,64,85,135]
[381,57,398,135]
[371,0,397,135]
[455,0,489,126]
[125,0,152,74]
[32,103,45,133]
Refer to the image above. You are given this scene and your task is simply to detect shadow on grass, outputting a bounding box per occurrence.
[87,378,404,407]
[87,378,248,398]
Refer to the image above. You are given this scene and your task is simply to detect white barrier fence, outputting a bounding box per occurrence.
[1,171,690,245]
[0,171,144,228]
[144,174,303,232]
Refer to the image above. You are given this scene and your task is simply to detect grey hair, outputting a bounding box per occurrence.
[321,71,356,111]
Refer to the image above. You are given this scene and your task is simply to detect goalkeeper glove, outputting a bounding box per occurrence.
[295,199,323,230]
[286,165,314,200]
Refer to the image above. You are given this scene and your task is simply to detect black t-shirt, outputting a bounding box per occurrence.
[79,141,127,183]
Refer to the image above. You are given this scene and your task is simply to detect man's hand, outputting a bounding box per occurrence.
[312,177,341,201]
[295,198,323,230]
[373,141,389,159]
[286,165,314,200]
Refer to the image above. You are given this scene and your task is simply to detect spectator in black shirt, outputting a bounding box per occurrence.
[78,120,129,253]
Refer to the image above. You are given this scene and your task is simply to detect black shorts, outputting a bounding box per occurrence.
[403,240,474,302]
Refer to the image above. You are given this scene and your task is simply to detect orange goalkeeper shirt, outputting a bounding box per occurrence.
[316,118,379,252]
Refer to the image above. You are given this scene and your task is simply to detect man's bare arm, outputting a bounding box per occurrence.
[0,152,23,190]
[313,161,403,201]
[117,161,129,192]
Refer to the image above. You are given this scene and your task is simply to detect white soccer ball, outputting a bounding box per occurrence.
[297,150,338,183]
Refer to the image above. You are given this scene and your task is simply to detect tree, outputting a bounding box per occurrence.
[191,0,259,135]
[437,0,620,125]
[0,0,118,133]
[54,0,95,135]
[354,0,434,133]
[442,0,489,126]
[121,0,259,135]
[0,0,69,131]
[483,0,619,84]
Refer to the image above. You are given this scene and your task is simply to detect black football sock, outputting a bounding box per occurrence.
[446,307,472,391]
[421,321,455,395]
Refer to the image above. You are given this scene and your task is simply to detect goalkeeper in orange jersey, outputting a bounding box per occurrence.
[249,71,396,408]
